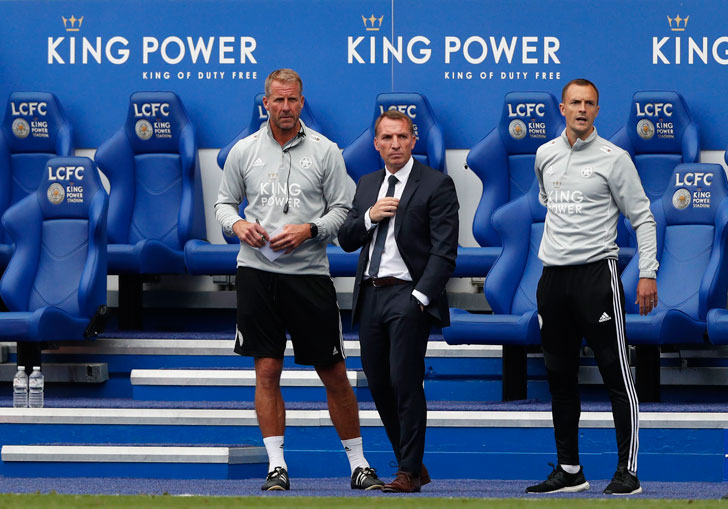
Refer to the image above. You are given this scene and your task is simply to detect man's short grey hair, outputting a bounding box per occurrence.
[265,69,303,97]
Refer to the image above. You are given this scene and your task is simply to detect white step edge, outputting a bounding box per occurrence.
[130,369,366,387]
[0,408,725,429]
[130,366,728,389]
[1,340,502,358]
[1,445,266,464]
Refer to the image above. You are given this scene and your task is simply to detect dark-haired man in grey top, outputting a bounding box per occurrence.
[526,78,658,496]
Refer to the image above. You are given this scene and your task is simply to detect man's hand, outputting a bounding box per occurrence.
[233,220,269,248]
[369,197,399,223]
[269,224,311,254]
[636,278,658,316]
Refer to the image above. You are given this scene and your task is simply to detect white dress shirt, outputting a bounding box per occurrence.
[364,157,430,306]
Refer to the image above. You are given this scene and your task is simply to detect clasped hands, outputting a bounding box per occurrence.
[233,220,310,254]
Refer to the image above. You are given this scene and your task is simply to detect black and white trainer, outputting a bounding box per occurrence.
[261,466,290,491]
[603,466,642,495]
[351,466,385,490]
[525,463,590,494]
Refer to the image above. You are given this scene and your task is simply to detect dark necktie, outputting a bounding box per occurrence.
[368,174,398,277]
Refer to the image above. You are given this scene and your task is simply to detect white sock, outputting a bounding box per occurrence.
[561,464,580,474]
[341,437,369,474]
[263,435,287,473]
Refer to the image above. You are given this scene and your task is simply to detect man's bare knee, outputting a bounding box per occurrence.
[255,358,283,389]
[316,361,352,390]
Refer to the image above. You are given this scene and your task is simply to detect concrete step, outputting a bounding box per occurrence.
[129,364,728,403]
[128,368,553,402]
[0,407,723,481]
[0,444,267,479]
[8,339,509,378]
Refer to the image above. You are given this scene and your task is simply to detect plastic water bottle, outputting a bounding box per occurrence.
[28,366,43,408]
[12,366,28,408]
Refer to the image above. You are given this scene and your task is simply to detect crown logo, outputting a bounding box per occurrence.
[62,15,84,32]
[667,14,688,31]
[362,14,384,31]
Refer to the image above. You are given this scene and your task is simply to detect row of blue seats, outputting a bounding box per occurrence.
[1,153,725,401]
[445,162,728,401]
[0,88,710,339]
[1,89,702,281]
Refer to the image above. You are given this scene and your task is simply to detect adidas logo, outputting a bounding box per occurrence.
[598,312,612,323]
[252,157,265,167]
[332,346,339,355]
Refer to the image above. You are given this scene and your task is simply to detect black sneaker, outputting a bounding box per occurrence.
[603,467,642,495]
[261,466,290,491]
[351,466,385,490]
[525,463,590,494]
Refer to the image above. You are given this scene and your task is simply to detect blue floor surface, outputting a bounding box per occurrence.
[0,476,725,499]
[7,397,728,413]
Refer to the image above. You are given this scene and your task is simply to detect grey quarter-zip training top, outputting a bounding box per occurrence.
[534,127,658,279]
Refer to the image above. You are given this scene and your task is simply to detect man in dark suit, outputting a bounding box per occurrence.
[338,109,459,493]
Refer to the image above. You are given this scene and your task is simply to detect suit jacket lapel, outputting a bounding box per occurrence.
[394,160,421,237]
[358,169,386,252]
[366,169,386,210]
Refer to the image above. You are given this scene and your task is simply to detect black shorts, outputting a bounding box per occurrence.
[234,267,345,366]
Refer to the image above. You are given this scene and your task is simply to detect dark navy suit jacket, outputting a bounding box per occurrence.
[338,159,459,327]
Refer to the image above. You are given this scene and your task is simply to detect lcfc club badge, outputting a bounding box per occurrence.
[672,188,691,210]
[636,119,655,140]
[135,119,153,140]
[508,119,527,140]
[47,183,65,205]
[12,118,30,139]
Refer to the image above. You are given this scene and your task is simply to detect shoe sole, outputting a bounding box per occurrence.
[605,486,642,496]
[263,486,288,491]
[526,481,590,494]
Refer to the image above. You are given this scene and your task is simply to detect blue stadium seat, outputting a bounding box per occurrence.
[610,91,699,202]
[0,92,74,267]
[95,92,205,327]
[610,91,699,257]
[706,148,728,345]
[0,156,107,342]
[343,92,446,183]
[443,180,546,400]
[707,308,728,345]
[184,94,326,275]
[621,163,728,400]
[458,92,564,276]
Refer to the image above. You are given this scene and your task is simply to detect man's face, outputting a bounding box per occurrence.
[560,84,599,142]
[263,80,304,133]
[373,117,416,172]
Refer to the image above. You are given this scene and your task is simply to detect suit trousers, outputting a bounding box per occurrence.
[358,282,431,475]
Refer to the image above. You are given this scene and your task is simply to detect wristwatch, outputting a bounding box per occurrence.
[309,222,318,239]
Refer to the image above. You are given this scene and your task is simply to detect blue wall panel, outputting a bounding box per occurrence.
[0,1,725,149]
